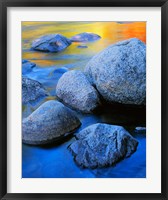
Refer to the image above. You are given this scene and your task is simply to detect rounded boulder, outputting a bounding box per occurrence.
[56,70,100,113]
[22,100,81,145]
[84,38,146,105]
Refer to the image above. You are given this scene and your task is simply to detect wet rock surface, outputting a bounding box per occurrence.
[31,34,71,52]
[71,32,101,42]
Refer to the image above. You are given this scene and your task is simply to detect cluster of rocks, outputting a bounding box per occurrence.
[22,36,146,169]
[56,38,146,113]
[31,32,101,52]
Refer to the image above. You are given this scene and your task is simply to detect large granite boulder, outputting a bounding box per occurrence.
[22,77,48,104]
[84,38,146,105]
[71,32,101,42]
[31,34,71,52]
[69,123,138,168]
[22,100,81,145]
[22,60,36,75]
[56,70,100,113]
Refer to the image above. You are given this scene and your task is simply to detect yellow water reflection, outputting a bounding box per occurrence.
[22,21,146,66]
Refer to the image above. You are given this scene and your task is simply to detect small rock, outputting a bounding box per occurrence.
[22,59,29,64]
[22,100,81,145]
[22,77,48,104]
[71,32,101,42]
[56,70,100,113]
[31,34,71,52]
[53,67,68,74]
[69,123,138,168]
[135,127,146,133]
[85,38,146,105]
[117,21,134,24]
[22,60,36,75]
[77,45,88,48]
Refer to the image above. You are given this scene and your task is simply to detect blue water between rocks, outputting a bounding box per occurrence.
[22,112,146,178]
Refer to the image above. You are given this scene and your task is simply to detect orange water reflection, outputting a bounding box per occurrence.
[22,21,146,65]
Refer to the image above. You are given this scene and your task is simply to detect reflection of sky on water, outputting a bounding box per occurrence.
[22,21,146,178]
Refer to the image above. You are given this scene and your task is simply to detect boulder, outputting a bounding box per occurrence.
[71,32,101,42]
[22,60,36,75]
[22,100,81,145]
[84,38,146,105]
[22,77,48,104]
[56,70,100,113]
[69,123,138,168]
[31,34,71,52]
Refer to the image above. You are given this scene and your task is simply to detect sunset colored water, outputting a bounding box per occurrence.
[22,21,146,67]
[22,22,146,178]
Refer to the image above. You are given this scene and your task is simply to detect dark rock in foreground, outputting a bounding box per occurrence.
[31,34,71,52]
[71,32,101,42]
[69,123,138,168]
[22,60,36,75]
[22,100,81,145]
[22,77,48,104]
[56,70,100,113]
[85,38,146,105]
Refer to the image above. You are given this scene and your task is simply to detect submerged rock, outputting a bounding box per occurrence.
[31,34,71,52]
[85,38,146,105]
[53,67,68,74]
[117,21,134,24]
[69,123,138,168]
[22,59,29,64]
[71,32,101,42]
[22,77,48,104]
[56,70,100,113]
[135,127,146,134]
[22,60,36,75]
[22,100,81,145]
[77,45,88,48]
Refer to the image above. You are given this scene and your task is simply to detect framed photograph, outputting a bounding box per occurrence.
[0,0,167,199]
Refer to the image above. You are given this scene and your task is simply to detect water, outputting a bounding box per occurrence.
[22,21,146,178]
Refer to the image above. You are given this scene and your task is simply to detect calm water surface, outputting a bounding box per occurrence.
[22,22,146,178]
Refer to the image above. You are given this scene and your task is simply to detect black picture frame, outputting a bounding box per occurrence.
[0,0,167,199]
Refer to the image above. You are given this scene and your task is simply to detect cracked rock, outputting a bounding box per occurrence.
[69,123,138,168]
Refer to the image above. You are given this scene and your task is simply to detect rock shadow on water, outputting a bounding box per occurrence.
[93,101,146,127]
[23,125,81,149]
